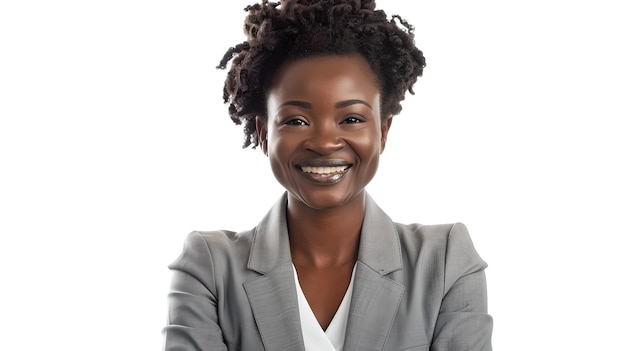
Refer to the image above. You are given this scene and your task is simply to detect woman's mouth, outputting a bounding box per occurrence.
[297,164,352,184]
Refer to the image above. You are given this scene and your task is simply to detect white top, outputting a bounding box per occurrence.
[292,264,356,351]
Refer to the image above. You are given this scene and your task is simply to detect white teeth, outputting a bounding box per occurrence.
[301,166,348,174]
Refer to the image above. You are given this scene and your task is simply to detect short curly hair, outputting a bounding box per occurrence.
[217,0,426,148]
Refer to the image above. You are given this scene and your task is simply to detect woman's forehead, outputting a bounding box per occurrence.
[269,55,380,95]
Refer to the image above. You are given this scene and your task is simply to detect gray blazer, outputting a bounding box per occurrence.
[163,193,493,350]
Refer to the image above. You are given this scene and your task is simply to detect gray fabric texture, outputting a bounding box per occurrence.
[163,193,493,351]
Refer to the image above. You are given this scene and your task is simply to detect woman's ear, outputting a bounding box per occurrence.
[256,117,268,156]
[380,115,393,153]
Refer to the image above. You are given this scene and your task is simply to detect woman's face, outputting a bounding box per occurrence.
[259,54,392,210]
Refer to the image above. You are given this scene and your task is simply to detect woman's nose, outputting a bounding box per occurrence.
[303,122,344,155]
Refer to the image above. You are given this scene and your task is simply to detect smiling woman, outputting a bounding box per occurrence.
[162,0,492,350]
[261,55,390,211]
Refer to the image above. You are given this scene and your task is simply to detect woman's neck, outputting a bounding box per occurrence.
[286,192,365,269]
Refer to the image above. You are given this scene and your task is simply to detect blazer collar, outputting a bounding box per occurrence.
[244,193,304,350]
[345,194,405,351]
[247,191,402,275]
[358,192,403,275]
[247,192,292,274]
[246,191,404,351]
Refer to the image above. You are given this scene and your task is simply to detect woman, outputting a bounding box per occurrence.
[163,0,493,350]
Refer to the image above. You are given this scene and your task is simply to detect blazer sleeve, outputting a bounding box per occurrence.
[431,223,493,351]
[162,231,228,351]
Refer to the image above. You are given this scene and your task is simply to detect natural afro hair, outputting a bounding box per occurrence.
[217,0,426,148]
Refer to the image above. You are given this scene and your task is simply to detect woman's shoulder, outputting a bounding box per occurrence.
[169,228,256,274]
[393,221,487,271]
[178,228,255,254]
[394,221,470,246]
[187,228,255,246]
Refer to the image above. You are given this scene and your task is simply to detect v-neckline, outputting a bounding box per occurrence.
[292,264,356,351]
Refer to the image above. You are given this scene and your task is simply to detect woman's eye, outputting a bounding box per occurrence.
[284,118,308,126]
[342,116,363,124]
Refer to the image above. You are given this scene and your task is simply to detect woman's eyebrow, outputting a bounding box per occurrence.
[335,99,372,109]
[279,100,312,109]
[278,99,371,109]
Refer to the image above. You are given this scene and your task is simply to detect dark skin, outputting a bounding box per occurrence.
[287,193,363,330]
[258,55,392,330]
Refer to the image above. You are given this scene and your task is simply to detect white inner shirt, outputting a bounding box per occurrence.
[292,264,356,351]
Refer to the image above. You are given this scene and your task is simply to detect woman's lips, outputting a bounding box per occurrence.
[296,162,352,184]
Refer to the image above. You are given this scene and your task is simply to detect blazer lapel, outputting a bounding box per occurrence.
[243,192,404,351]
[244,193,305,351]
[343,194,405,351]
[244,264,305,350]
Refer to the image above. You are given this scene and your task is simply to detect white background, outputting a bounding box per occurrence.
[1,0,624,350]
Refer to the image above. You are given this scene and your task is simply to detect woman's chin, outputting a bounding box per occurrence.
[288,189,364,212]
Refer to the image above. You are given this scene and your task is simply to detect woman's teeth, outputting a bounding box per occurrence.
[301,166,348,174]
